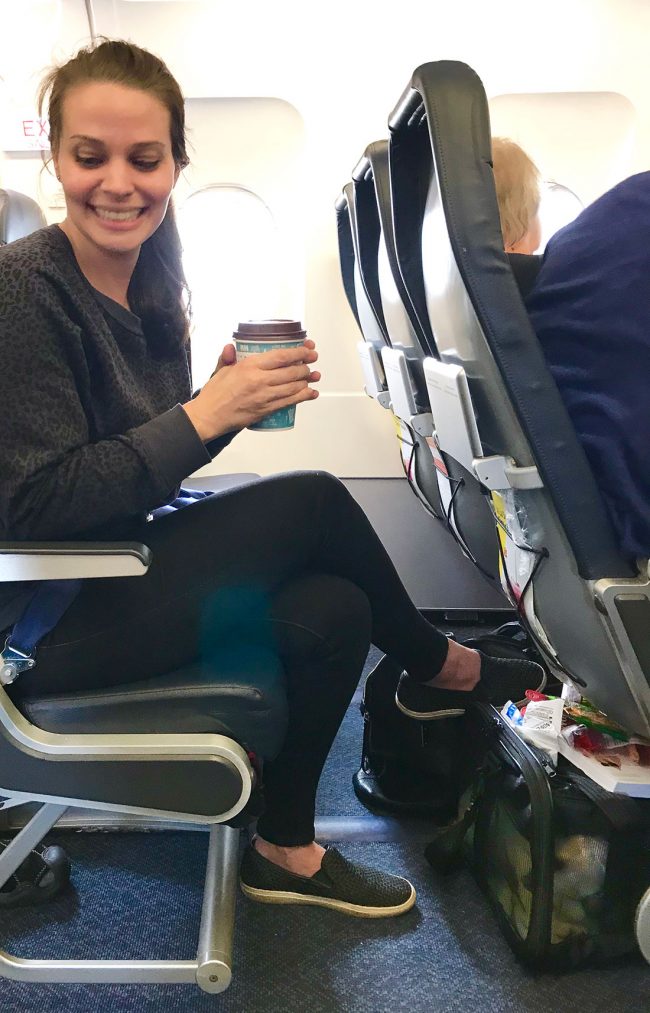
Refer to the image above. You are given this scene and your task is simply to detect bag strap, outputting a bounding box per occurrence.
[0,579,82,685]
[424,777,487,873]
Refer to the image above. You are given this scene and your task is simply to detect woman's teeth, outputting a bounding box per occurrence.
[93,207,142,221]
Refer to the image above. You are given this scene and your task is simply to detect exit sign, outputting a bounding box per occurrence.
[2,114,50,151]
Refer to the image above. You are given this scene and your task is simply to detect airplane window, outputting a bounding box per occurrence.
[536,181,584,252]
[177,184,281,389]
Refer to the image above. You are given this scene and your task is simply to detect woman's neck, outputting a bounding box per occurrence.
[58,220,139,310]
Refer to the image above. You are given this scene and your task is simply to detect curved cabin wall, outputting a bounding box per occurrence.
[489,91,637,211]
[1,0,649,477]
[176,98,305,391]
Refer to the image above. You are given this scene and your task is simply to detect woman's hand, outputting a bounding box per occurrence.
[211,341,237,376]
[182,339,320,441]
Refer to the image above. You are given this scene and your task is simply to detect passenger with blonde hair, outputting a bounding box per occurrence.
[492,136,542,254]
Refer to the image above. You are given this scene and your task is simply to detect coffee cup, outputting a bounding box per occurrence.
[233,319,307,431]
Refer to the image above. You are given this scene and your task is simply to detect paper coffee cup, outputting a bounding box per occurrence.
[233,319,307,431]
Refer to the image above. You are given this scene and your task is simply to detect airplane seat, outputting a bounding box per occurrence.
[334,188,362,333]
[0,188,46,244]
[335,183,441,512]
[335,183,391,407]
[387,116,502,582]
[351,141,444,520]
[388,60,650,742]
[0,192,283,994]
[507,252,543,301]
[0,539,289,994]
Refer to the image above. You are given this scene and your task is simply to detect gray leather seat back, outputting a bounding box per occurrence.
[0,188,46,244]
[388,61,650,737]
[341,181,389,359]
[335,188,362,332]
[380,123,502,580]
[357,141,428,405]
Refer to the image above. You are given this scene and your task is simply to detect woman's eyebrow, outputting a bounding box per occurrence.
[69,136,165,151]
[129,141,166,152]
[69,134,104,144]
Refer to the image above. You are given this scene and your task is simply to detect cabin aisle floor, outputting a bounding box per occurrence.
[1,484,647,1010]
[2,644,648,1012]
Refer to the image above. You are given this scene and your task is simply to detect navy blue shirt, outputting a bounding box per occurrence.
[526,172,650,561]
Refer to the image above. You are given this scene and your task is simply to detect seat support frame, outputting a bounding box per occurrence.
[0,813,240,993]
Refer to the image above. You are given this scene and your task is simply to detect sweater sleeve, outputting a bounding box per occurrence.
[0,271,211,540]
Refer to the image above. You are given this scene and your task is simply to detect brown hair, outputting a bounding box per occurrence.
[491,137,541,251]
[39,38,190,355]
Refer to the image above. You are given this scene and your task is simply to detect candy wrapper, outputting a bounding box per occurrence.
[562,701,629,741]
[562,723,650,768]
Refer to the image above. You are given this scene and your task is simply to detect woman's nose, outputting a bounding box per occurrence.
[101,160,135,196]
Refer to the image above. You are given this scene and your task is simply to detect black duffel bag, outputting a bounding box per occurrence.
[353,653,462,819]
[353,621,553,819]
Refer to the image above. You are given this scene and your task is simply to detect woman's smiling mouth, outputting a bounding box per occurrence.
[90,205,146,222]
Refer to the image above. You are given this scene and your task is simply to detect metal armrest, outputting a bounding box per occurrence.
[0,541,152,581]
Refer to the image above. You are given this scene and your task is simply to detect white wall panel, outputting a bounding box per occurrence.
[1,0,648,477]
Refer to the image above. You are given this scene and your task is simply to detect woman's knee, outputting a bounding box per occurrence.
[269,572,372,660]
[267,469,348,504]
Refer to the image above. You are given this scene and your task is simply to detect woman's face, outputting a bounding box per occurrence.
[53,80,179,260]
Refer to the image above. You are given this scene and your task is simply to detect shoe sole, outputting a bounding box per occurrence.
[394,696,467,720]
[240,880,416,918]
[394,670,547,721]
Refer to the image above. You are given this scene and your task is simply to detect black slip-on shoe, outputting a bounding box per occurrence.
[240,844,416,918]
[395,651,546,721]
[0,841,71,908]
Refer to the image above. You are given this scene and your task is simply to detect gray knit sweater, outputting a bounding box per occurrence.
[0,225,233,627]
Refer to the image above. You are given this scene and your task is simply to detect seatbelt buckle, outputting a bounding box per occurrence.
[0,638,36,685]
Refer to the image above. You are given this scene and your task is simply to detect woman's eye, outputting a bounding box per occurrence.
[133,160,161,171]
[76,155,103,167]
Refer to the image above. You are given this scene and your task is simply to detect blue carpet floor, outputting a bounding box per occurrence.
[2,834,647,1013]
[1,645,648,1012]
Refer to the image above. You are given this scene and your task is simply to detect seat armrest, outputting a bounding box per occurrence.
[0,541,152,581]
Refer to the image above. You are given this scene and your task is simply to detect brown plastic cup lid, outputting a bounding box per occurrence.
[233,319,306,341]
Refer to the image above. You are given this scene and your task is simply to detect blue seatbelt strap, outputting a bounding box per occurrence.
[150,486,213,519]
[0,579,82,686]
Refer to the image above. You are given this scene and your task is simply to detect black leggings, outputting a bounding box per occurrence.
[13,472,450,846]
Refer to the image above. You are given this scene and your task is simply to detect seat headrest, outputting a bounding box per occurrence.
[0,188,46,245]
[334,187,362,331]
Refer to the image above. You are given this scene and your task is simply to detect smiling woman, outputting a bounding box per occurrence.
[51,81,179,299]
[38,38,191,355]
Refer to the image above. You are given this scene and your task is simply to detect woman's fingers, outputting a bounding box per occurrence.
[265,378,320,404]
[265,363,319,386]
[269,386,320,409]
[257,345,318,370]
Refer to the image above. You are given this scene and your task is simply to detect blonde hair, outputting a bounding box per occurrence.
[491,137,541,251]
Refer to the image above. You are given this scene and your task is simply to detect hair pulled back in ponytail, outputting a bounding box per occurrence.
[39,38,191,356]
